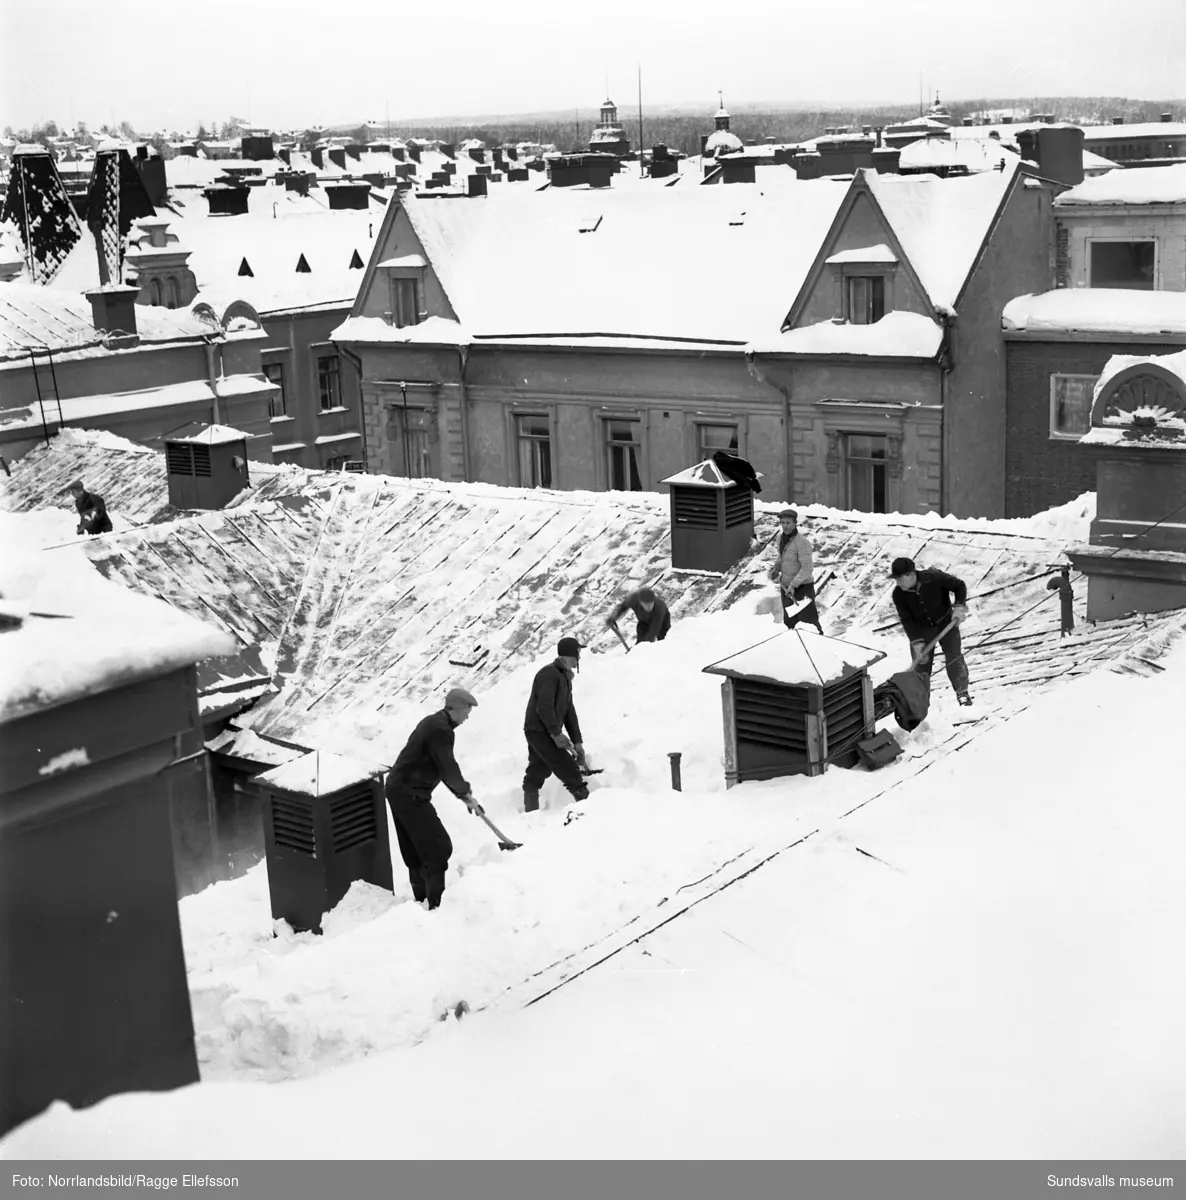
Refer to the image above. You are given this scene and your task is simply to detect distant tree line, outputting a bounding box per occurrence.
[330,95,1185,157]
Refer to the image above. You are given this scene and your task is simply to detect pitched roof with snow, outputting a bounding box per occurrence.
[897,135,1018,174]
[703,627,886,687]
[755,310,944,358]
[0,283,220,361]
[394,181,848,344]
[863,164,1018,310]
[1002,290,1186,337]
[1055,163,1186,206]
[1079,121,1186,141]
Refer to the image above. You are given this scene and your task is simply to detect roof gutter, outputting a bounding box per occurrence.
[202,334,224,424]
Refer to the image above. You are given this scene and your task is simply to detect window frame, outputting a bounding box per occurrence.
[845,274,887,325]
[844,431,890,514]
[1086,237,1157,290]
[391,276,420,328]
[1048,373,1098,442]
[263,361,287,419]
[514,411,554,490]
[602,414,645,493]
[695,421,741,462]
[316,353,342,413]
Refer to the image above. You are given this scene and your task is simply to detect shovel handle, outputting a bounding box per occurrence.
[912,617,957,668]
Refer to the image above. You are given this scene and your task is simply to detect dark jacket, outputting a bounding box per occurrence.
[892,569,968,641]
[711,450,762,494]
[74,489,113,535]
[524,659,583,743]
[610,590,671,642]
[387,710,471,801]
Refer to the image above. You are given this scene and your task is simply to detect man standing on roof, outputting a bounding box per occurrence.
[385,686,484,910]
[770,509,823,635]
[66,479,113,536]
[1047,566,1075,637]
[522,636,590,812]
[606,586,671,645]
[889,557,972,705]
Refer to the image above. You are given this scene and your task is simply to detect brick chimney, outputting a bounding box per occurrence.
[1037,125,1085,187]
[328,147,347,169]
[85,284,140,342]
[467,174,488,197]
[1162,112,1174,123]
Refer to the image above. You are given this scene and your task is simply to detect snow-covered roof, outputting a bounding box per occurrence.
[1080,121,1186,141]
[863,164,1018,310]
[331,315,470,346]
[1002,290,1186,337]
[824,244,898,264]
[660,459,763,488]
[702,627,886,687]
[1055,163,1186,206]
[897,135,1018,173]
[0,375,275,436]
[756,311,944,358]
[395,181,848,344]
[168,198,377,314]
[0,283,219,360]
[705,130,743,155]
[0,544,235,724]
[169,423,252,445]
[255,749,384,797]
[377,254,427,269]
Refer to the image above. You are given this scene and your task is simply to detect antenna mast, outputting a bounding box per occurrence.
[637,65,644,176]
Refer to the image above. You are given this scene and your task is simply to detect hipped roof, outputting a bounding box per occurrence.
[703,628,886,688]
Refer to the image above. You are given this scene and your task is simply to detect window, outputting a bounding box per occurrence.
[392,278,420,327]
[325,454,351,471]
[1049,374,1097,439]
[605,418,643,491]
[846,434,888,513]
[165,277,179,309]
[516,414,552,488]
[148,278,162,305]
[696,423,739,461]
[1089,240,1155,289]
[263,362,286,418]
[317,355,341,411]
[847,275,885,324]
[392,406,435,478]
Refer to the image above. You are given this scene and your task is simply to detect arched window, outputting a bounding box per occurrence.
[149,278,162,305]
[165,277,179,309]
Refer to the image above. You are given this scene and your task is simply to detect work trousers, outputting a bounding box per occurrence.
[522,729,588,798]
[385,785,453,909]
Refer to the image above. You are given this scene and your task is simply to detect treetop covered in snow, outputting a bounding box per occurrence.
[703,627,886,688]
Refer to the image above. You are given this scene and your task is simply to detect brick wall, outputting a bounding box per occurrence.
[1005,338,1184,517]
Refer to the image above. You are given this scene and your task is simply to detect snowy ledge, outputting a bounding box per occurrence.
[750,311,944,359]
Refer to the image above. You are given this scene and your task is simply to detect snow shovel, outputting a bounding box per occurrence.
[477,811,521,851]
[607,618,631,653]
[911,617,958,672]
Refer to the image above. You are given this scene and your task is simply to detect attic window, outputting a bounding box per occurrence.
[238,258,253,277]
[296,253,311,273]
[349,249,364,269]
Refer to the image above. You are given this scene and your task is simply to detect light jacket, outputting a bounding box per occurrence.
[778,531,814,591]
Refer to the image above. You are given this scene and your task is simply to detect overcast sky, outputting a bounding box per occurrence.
[2,0,1183,133]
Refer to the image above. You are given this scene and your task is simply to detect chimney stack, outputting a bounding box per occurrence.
[1036,124,1085,188]
[1161,112,1173,123]
[1112,117,1125,125]
[85,284,140,343]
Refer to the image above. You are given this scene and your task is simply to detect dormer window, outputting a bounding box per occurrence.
[847,276,885,324]
[379,253,427,328]
[825,244,898,325]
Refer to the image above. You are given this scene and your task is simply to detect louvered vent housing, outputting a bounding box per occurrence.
[724,487,754,529]
[822,672,866,756]
[733,678,808,752]
[329,786,378,853]
[672,488,719,529]
[271,796,316,856]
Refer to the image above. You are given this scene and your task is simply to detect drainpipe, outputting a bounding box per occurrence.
[937,315,954,517]
[338,343,369,469]
[456,344,472,483]
[203,334,223,424]
[744,350,792,502]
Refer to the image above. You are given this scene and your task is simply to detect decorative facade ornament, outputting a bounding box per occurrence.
[824,431,841,474]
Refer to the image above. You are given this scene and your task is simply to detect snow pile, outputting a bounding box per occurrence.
[6,635,1184,1158]
[1002,289,1186,336]
[0,507,80,550]
[789,490,1096,543]
[1056,162,1186,205]
[0,542,236,722]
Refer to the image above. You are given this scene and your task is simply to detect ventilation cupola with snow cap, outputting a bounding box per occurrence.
[662,455,761,573]
[703,628,886,785]
[164,423,251,511]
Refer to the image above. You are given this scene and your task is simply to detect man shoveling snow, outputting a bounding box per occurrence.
[889,556,973,706]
